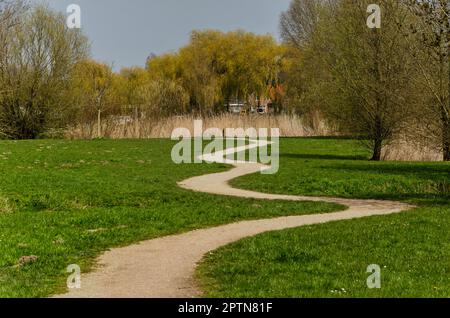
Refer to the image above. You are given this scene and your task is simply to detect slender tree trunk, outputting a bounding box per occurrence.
[97,109,101,138]
[442,2,450,161]
[447,67,450,162]
[443,114,450,161]
[446,11,450,162]
[370,28,383,162]
[371,113,383,161]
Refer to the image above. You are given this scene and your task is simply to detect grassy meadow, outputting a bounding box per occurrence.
[0,137,448,298]
[0,139,340,298]
[197,138,450,298]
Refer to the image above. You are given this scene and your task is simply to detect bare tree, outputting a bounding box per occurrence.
[0,0,25,137]
[280,0,337,49]
[0,0,24,32]
[280,0,339,126]
[405,0,450,161]
[0,1,25,70]
[0,4,88,139]
[323,0,417,160]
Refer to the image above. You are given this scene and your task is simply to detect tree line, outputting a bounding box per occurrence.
[1,1,287,140]
[0,0,449,162]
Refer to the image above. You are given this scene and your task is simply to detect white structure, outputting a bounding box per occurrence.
[226,101,246,114]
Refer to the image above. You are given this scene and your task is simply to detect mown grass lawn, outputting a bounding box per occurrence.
[0,139,341,298]
[197,138,450,298]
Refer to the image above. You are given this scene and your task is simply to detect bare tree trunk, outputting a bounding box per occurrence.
[97,109,101,138]
[446,7,450,162]
[371,138,383,161]
[371,113,383,161]
[443,113,450,161]
[441,0,450,161]
[371,30,384,162]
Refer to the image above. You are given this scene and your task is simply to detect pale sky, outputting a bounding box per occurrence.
[32,0,291,70]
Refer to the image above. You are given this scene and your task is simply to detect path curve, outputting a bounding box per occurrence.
[58,139,414,298]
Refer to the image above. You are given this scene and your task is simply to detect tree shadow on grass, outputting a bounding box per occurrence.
[281,153,369,161]
[321,162,450,176]
[318,163,450,203]
[295,136,358,140]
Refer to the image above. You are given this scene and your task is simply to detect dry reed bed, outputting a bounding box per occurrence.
[66,114,332,139]
[66,114,442,162]
[382,140,442,162]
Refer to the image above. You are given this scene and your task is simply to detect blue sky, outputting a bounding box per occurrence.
[33,0,291,70]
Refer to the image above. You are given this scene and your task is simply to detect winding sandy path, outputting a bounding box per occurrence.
[58,139,414,298]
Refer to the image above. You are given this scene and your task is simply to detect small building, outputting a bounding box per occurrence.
[225,84,284,115]
[226,100,247,114]
[255,97,273,114]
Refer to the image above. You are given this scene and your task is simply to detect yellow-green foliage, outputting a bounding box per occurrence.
[145,30,287,114]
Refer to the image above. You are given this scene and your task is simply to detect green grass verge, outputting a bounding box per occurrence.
[197,138,450,298]
[0,139,341,298]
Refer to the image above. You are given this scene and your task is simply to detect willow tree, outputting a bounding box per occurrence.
[178,31,224,115]
[322,0,417,160]
[0,0,25,138]
[406,0,450,161]
[280,0,338,49]
[147,30,286,115]
[119,67,151,118]
[68,60,120,138]
[216,31,286,112]
[119,65,188,118]
[0,4,88,139]
[280,0,338,121]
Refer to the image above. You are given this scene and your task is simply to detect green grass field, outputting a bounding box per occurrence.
[0,139,341,298]
[1,138,448,298]
[197,138,450,298]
